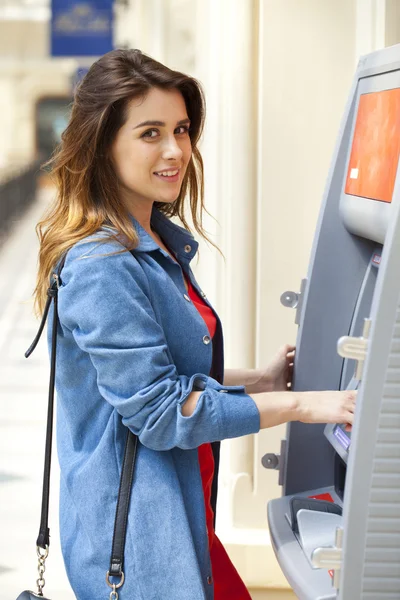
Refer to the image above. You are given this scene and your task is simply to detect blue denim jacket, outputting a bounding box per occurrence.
[50,207,260,600]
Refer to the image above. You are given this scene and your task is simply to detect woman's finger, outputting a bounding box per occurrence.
[345,391,357,412]
[344,410,354,424]
[284,345,296,355]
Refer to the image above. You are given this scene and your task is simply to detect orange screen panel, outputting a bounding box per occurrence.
[345,89,400,203]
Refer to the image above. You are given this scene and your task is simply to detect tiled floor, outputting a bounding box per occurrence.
[0,189,297,600]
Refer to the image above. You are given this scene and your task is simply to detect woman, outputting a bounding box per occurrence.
[34,49,355,600]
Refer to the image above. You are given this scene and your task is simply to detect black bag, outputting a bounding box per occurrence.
[17,261,138,599]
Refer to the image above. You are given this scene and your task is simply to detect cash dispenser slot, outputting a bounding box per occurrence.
[268,487,342,600]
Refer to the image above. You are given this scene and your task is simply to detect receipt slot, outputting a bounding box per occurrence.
[265,44,400,600]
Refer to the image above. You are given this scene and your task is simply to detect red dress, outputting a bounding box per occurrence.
[186,278,252,600]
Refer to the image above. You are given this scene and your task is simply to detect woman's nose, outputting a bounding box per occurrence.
[162,136,184,161]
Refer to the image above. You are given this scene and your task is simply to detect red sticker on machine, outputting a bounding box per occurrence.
[307,493,334,503]
[372,253,381,265]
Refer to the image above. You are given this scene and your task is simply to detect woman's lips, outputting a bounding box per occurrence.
[153,170,180,183]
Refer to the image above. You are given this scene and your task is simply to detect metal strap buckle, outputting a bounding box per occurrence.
[106,571,124,600]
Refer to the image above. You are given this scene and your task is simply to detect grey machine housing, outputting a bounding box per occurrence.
[267,44,400,600]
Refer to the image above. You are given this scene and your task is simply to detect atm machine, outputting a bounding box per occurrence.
[266,44,400,599]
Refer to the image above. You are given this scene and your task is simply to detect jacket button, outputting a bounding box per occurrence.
[207,575,213,585]
[184,244,192,253]
[203,335,211,345]
[200,291,206,298]
[183,294,191,302]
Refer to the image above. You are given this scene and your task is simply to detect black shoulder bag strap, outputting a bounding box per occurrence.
[24,256,138,599]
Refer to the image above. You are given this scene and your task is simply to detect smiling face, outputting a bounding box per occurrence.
[110,87,192,211]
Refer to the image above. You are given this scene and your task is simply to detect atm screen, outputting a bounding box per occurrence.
[325,412,353,464]
[325,376,359,464]
[345,88,400,204]
[325,423,351,464]
[333,424,351,451]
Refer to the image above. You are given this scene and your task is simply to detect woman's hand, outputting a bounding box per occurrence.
[250,388,357,431]
[247,344,295,394]
[296,390,356,431]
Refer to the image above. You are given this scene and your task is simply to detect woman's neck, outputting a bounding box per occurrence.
[125,199,154,235]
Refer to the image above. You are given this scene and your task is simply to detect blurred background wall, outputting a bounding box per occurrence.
[0,0,398,598]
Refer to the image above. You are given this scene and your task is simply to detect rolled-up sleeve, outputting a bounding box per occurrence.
[57,241,260,451]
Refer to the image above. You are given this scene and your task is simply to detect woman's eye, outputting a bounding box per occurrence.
[142,129,159,139]
[141,126,190,139]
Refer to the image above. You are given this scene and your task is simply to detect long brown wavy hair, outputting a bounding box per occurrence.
[34,48,210,315]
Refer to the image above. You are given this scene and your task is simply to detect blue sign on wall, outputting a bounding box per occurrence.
[51,0,113,57]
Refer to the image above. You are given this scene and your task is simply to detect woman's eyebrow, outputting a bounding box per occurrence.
[133,118,191,130]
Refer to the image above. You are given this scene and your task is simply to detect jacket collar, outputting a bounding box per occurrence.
[129,206,199,264]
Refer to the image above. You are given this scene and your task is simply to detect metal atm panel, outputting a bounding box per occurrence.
[267,44,400,600]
